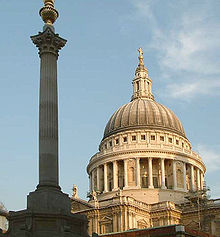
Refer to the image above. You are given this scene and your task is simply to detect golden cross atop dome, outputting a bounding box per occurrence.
[138,47,144,65]
[40,0,59,25]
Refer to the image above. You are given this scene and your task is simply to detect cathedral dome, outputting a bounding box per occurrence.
[87,48,206,211]
[103,98,185,139]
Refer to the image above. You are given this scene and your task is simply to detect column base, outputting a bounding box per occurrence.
[123,186,129,190]
[148,185,154,189]
[161,185,167,189]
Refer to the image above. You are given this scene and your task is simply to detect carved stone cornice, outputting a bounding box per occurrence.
[31,27,67,58]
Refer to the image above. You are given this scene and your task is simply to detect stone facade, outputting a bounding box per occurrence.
[71,49,220,236]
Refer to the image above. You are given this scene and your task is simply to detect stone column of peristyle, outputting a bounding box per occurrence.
[31,26,67,189]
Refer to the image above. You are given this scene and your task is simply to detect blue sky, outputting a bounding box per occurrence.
[0,0,219,211]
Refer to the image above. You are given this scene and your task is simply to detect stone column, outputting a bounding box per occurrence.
[201,172,204,189]
[148,158,154,188]
[97,166,100,191]
[104,163,108,192]
[124,159,128,188]
[197,168,201,190]
[161,158,166,189]
[190,164,195,191]
[113,161,118,191]
[172,160,177,190]
[31,27,67,189]
[183,162,187,191]
[91,170,94,191]
[136,158,141,188]
[89,174,92,192]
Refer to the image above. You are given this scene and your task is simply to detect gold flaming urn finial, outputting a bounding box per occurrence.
[40,0,59,25]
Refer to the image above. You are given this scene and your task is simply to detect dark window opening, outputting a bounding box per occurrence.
[151,135,156,140]
[141,135,146,140]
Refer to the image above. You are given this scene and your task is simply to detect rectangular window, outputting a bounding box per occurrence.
[168,137,172,143]
[176,140,179,145]
[123,137,127,142]
[105,144,107,149]
[132,135,136,141]
[141,135,146,140]
[137,81,140,90]
[109,141,112,147]
[160,136,164,141]
[182,142,184,148]
[151,135,156,140]
[115,138,119,145]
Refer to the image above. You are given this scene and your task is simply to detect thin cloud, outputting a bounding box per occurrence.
[196,144,220,173]
[131,0,220,100]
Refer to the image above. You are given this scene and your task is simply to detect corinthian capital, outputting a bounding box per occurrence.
[31,27,67,58]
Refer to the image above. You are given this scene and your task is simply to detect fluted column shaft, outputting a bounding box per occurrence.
[183,162,187,191]
[91,170,94,191]
[191,164,195,191]
[39,52,59,188]
[31,27,67,190]
[97,166,100,191]
[201,172,204,189]
[161,158,166,189]
[104,163,108,192]
[197,168,201,190]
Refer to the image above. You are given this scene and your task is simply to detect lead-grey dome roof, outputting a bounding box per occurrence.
[103,98,185,139]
